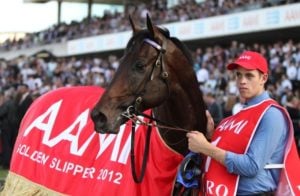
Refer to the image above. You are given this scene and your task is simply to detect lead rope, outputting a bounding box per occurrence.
[130,113,153,183]
[121,106,190,133]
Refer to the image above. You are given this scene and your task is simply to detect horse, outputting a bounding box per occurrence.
[90,15,207,194]
[0,15,207,196]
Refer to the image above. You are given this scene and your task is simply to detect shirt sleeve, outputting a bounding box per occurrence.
[224,106,288,177]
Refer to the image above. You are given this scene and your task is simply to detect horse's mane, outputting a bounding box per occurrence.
[157,27,194,68]
[170,37,194,66]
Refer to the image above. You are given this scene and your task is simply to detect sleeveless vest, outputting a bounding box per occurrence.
[203,99,300,196]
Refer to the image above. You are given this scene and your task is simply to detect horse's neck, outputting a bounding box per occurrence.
[153,85,205,155]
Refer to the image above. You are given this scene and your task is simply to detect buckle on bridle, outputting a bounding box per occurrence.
[122,105,135,119]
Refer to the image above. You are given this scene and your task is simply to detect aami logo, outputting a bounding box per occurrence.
[21,99,140,164]
[216,119,248,134]
[238,55,251,60]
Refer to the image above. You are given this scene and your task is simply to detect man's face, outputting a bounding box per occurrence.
[235,67,268,101]
[18,85,27,94]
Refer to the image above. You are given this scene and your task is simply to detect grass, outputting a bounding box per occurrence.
[0,168,8,179]
[0,168,8,188]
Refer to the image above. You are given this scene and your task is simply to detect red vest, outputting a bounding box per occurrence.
[10,86,184,196]
[203,99,300,196]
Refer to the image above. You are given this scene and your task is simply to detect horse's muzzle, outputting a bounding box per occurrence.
[90,109,109,134]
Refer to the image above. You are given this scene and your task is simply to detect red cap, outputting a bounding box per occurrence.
[227,51,268,74]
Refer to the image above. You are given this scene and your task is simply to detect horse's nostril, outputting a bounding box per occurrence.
[98,112,107,123]
[91,109,99,121]
[91,109,107,132]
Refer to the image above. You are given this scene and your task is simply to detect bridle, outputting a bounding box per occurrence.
[121,37,190,183]
[128,37,190,133]
[133,37,169,109]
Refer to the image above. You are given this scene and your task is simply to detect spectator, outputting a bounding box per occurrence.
[232,96,245,115]
[223,93,237,117]
[15,83,33,131]
[0,88,18,168]
[203,91,223,126]
[196,62,209,86]
[285,93,300,151]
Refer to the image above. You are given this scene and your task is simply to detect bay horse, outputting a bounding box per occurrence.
[91,15,207,194]
[0,16,207,196]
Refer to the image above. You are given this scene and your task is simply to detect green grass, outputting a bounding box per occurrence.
[0,169,8,179]
[0,168,7,188]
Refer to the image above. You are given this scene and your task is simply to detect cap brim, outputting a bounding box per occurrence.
[227,62,256,71]
[227,63,238,70]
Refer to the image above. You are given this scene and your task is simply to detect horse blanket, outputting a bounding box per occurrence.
[7,86,183,196]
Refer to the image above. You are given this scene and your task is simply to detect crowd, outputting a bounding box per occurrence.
[0,0,296,51]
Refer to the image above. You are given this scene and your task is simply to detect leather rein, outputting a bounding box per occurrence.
[121,38,190,183]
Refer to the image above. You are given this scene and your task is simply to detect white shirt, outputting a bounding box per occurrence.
[286,65,297,80]
[196,68,209,83]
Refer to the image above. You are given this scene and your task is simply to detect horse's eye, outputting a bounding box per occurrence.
[133,62,146,72]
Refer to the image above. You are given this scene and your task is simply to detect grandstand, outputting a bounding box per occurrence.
[24,0,151,23]
[0,0,299,58]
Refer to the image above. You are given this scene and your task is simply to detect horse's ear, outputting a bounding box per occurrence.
[129,15,141,34]
[146,14,155,39]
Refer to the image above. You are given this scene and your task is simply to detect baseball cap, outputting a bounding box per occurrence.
[227,51,268,74]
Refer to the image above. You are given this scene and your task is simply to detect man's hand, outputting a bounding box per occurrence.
[187,130,226,165]
[187,131,210,154]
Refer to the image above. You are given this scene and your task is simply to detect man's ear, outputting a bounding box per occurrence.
[261,73,268,87]
[262,73,268,82]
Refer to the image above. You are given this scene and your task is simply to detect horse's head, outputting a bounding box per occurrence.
[91,15,171,133]
[91,15,206,135]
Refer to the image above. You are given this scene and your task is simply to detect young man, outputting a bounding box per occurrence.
[187,51,299,195]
